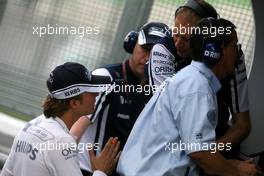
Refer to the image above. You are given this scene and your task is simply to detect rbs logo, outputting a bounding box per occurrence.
[204,50,220,59]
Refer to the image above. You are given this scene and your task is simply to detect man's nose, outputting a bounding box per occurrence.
[141,52,150,63]
[175,37,184,48]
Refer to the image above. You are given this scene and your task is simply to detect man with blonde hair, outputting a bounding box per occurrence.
[1,62,120,176]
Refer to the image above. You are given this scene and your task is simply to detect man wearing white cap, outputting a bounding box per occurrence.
[78,22,170,176]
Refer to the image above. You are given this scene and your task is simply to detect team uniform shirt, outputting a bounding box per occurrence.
[1,114,106,176]
[147,36,249,157]
[117,61,221,176]
[148,36,191,87]
[79,60,152,172]
[216,55,249,137]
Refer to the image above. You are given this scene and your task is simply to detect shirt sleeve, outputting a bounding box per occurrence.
[89,91,110,123]
[89,68,113,123]
[0,134,20,176]
[229,52,249,114]
[174,92,218,155]
[148,44,176,87]
[93,170,107,176]
[1,153,14,176]
[44,137,83,176]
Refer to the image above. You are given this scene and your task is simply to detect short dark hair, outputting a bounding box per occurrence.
[190,18,236,62]
[218,18,237,45]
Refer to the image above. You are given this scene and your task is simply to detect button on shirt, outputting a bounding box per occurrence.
[1,115,106,176]
[117,61,221,176]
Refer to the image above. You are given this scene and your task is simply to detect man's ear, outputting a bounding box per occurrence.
[69,99,81,109]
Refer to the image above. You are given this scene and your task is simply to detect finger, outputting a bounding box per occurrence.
[88,147,96,161]
[114,151,122,164]
[255,164,263,171]
[245,159,254,164]
[257,171,264,176]
[111,137,118,145]
[106,137,118,157]
[111,141,120,159]
[88,147,96,171]
[257,167,264,175]
[101,137,113,155]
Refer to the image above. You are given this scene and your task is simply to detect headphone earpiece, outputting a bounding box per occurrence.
[201,18,224,66]
[123,31,139,54]
[202,38,223,66]
[123,22,170,54]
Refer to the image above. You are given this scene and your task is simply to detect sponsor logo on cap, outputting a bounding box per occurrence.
[84,69,91,81]
[64,87,81,97]
[148,26,167,37]
[48,72,54,83]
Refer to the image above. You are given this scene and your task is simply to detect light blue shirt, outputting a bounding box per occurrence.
[117,61,221,176]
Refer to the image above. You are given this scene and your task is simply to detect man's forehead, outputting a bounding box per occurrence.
[175,16,193,27]
[173,20,191,37]
[175,12,198,26]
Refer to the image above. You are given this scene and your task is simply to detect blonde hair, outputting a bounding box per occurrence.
[42,94,83,118]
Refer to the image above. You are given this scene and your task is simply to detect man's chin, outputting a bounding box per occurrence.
[177,51,188,58]
[136,69,144,78]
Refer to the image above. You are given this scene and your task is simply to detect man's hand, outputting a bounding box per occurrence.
[236,160,264,176]
[217,111,251,147]
[89,137,121,175]
[190,151,263,176]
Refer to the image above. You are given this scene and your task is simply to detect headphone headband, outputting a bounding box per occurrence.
[190,17,225,66]
[175,0,218,19]
[123,22,170,54]
[201,18,223,66]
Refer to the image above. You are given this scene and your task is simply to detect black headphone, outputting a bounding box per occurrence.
[175,0,218,19]
[202,18,224,66]
[123,22,170,54]
[202,36,223,66]
[196,17,224,66]
[123,31,139,54]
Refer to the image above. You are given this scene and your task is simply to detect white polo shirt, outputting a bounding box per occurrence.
[1,115,106,176]
[117,61,221,176]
